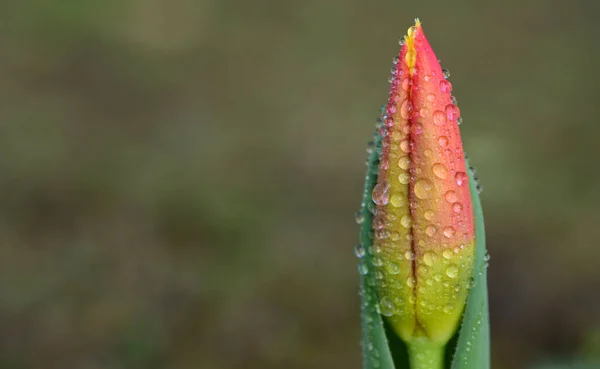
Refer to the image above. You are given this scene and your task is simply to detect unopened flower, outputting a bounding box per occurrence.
[370,19,475,353]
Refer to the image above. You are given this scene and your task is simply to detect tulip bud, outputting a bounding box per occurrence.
[370,19,475,364]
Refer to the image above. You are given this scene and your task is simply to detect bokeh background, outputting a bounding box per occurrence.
[1,1,599,368]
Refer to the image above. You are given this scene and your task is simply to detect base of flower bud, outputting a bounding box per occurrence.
[407,337,444,369]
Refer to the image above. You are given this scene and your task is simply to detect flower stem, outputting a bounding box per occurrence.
[407,338,444,369]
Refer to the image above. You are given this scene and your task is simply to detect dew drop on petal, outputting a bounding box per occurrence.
[445,190,458,203]
[398,156,410,170]
[401,78,410,92]
[385,261,400,275]
[443,226,456,238]
[445,264,459,278]
[400,100,412,119]
[442,249,453,259]
[425,224,437,237]
[412,123,424,135]
[424,209,435,221]
[423,250,438,266]
[372,182,390,205]
[400,215,412,228]
[414,179,434,199]
[442,68,451,79]
[445,104,461,121]
[406,276,416,287]
[379,296,396,316]
[432,163,448,179]
[398,172,410,184]
[433,110,446,125]
[390,193,406,207]
[427,93,436,102]
[455,171,468,186]
[400,139,410,153]
[452,202,463,213]
[438,136,449,147]
[439,80,452,93]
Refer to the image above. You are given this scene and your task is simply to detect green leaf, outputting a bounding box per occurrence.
[358,128,400,369]
[449,159,490,369]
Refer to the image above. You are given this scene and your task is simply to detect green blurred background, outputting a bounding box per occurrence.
[1,1,599,368]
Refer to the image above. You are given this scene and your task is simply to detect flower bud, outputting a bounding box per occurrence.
[371,19,475,347]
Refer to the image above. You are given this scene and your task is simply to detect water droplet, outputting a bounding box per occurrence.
[379,296,396,316]
[432,163,448,179]
[391,130,402,141]
[455,171,468,186]
[445,104,460,121]
[424,148,432,157]
[372,182,390,205]
[399,37,405,46]
[427,93,436,102]
[358,262,369,275]
[439,80,452,93]
[419,107,429,117]
[446,264,459,278]
[406,276,416,287]
[385,261,400,275]
[414,179,433,199]
[443,304,454,314]
[400,215,412,228]
[355,211,365,224]
[438,136,449,147]
[392,56,399,65]
[443,249,453,259]
[372,256,383,266]
[407,26,416,38]
[398,172,410,184]
[404,250,416,260]
[484,253,491,262]
[400,100,412,119]
[433,110,446,125]
[425,224,437,237]
[424,209,435,221]
[424,74,432,83]
[412,123,423,135]
[354,244,366,258]
[445,190,458,203]
[442,68,451,79]
[452,202,463,213]
[423,250,438,266]
[390,193,405,207]
[443,226,456,238]
[401,78,410,92]
[457,117,463,125]
[398,156,410,170]
[399,139,410,153]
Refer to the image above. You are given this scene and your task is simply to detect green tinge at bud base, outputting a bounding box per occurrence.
[369,18,475,359]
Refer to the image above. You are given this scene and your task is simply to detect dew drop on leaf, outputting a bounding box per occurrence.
[354,243,366,258]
